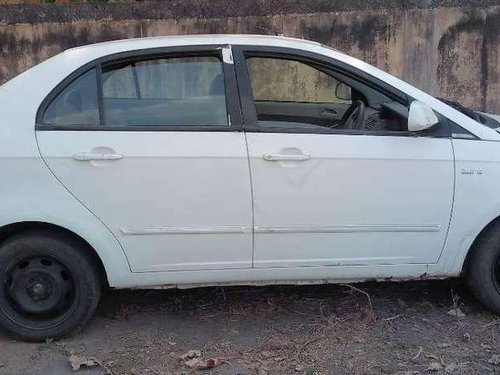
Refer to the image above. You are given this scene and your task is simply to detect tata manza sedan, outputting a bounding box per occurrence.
[1,35,500,341]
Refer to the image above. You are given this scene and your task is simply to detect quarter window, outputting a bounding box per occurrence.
[101,56,228,127]
[42,68,99,126]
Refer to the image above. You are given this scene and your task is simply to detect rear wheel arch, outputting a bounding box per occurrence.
[0,221,108,287]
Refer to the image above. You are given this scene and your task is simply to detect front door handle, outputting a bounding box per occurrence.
[73,152,124,161]
[262,153,311,162]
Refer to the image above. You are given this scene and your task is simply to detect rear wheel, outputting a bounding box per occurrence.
[466,224,500,314]
[0,230,101,341]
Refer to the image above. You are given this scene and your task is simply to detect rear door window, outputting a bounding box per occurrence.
[101,56,228,127]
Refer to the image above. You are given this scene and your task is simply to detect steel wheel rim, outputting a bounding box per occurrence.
[2,255,77,327]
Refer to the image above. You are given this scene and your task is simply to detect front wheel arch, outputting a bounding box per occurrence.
[462,216,500,314]
[462,215,500,274]
[0,221,108,288]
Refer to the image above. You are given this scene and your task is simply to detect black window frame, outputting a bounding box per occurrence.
[36,45,243,132]
[233,45,452,138]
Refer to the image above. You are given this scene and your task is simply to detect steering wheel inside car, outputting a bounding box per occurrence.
[341,100,366,130]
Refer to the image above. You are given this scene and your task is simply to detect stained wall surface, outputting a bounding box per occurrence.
[0,1,498,111]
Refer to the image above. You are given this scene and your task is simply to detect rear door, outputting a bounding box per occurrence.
[36,46,254,273]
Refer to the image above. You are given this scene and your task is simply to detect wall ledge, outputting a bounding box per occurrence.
[1,0,499,26]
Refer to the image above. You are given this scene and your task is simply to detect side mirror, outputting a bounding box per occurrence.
[408,100,439,132]
[335,82,352,101]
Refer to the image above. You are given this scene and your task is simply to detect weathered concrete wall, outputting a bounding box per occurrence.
[0,1,499,111]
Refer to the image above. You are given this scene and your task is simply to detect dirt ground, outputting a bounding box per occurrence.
[1,279,500,374]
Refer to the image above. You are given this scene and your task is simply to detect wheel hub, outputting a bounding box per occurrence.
[5,257,74,316]
[31,282,48,298]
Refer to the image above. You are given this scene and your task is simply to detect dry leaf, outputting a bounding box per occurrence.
[425,353,439,361]
[184,358,203,368]
[445,363,457,374]
[261,350,274,358]
[488,354,500,365]
[437,343,451,348]
[447,308,466,317]
[180,349,201,360]
[184,357,226,370]
[426,362,442,372]
[68,355,100,372]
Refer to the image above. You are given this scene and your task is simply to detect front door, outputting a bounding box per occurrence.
[36,46,253,272]
[235,49,454,268]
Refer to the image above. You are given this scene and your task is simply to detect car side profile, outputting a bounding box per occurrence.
[1,34,500,341]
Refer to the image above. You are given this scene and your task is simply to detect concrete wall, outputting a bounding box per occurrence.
[0,1,499,112]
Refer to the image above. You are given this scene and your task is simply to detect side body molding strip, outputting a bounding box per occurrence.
[120,226,252,235]
[254,224,441,234]
[120,224,441,235]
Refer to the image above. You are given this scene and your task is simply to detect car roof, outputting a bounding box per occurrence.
[64,34,325,55]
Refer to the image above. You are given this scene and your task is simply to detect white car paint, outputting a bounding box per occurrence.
[37,131,253,272]
[1,34,499,288]
[247,133,454,268]
[482,112,500,123]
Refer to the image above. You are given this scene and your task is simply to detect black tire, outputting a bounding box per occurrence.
[466,224,500,314]
[0,230,101,341]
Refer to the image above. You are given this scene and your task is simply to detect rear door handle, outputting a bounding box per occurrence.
[263,153,311,161]
[73,152,124,161]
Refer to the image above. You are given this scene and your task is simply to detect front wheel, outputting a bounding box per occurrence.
[466,224,500,314]
[0,230,101,341]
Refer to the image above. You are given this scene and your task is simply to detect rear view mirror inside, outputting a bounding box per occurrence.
[335,82,352,101]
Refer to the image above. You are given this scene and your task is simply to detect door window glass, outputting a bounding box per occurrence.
[246,56,407,133]
[102,56,228,127]
[247,57,344,104]
[246,57,352,131]
[42,68,99,126]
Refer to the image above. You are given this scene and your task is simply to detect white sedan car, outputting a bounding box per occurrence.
[1,35,500,341]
